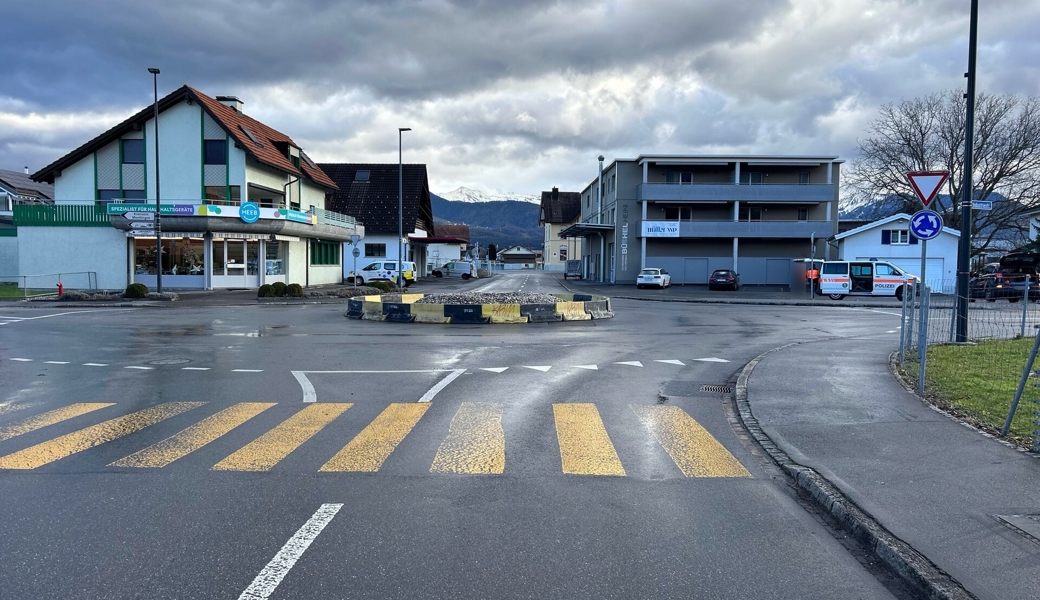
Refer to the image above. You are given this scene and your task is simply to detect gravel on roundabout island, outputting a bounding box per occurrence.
[413,292,561,305]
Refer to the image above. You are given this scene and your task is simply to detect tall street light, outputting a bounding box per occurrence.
[148,67,163,293]
[398,127,411,289]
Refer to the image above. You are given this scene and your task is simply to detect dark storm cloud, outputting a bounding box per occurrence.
[1,0,786,110]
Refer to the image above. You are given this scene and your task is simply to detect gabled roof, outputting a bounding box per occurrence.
[833,213,960,240]
[539,188,581,224]
[31,85,336,190]
[435,224,470,242]
[0,169,53,199]
[319,163,434,236]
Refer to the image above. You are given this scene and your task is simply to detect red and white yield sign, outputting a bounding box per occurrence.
[906,171,949,207]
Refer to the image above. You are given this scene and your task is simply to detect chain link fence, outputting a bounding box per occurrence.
[0,272,98,299]
[900,279,1040,449]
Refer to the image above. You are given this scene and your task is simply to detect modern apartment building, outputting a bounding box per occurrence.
[25,85,362,290]
[562,155,842,285]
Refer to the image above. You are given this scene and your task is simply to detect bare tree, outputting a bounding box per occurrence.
[846,90,1040,256]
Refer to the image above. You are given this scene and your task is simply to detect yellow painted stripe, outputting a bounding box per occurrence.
[0,403,115,442]
[0,401,44,417]
[320,403,429,472]
[630,404,751,478]
[215,403,352,471]
[110,403,275,468]
[430,402,505,475]
[553,403,626,476]
[0,402,205,470]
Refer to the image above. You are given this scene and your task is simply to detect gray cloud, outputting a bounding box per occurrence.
[2,0,1038,195]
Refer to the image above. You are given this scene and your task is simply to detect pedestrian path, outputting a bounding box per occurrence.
[0,400,751,478]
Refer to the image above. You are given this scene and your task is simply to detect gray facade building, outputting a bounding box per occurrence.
[561,155,842,285]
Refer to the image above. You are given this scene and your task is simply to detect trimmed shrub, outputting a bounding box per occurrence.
[287,283,304,297]
[271,281,288,297]
[369,281,396,293]
[124,283,149,299]
[257,284,274,298]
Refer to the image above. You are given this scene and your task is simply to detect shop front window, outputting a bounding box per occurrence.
[135,238,205,276]
[266,241,286,275]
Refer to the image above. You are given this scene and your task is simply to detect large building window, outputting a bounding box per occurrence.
[135,238,205,276]
[365,243,386,257]
[311,240,340,266]
[205,185,241,205]
[122,139,144,164]
[204,140,227,165]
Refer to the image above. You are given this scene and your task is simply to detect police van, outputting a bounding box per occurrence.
[819,260,918,300]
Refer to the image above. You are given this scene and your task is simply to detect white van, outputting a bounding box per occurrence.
[432,261,477,280]
[819,260,918,300]
[348,261,415,286]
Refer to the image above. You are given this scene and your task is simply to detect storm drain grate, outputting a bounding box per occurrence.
[701,384,733,394]
[148,358,192,365]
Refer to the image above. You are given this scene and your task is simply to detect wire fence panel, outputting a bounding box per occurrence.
[901,282,1040,449]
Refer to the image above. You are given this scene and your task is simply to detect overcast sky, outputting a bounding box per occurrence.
[3,0,1038,198]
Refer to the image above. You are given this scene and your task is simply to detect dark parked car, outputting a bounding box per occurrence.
[708,269,740,291]
[970,253,1040,302]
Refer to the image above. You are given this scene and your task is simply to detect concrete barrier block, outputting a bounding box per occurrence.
[400,293,425,304]
[584,300,613,319]
[521,304,562,322]
[412,303,450,323]
[361,300,385,321]
[482,303,528,324]
[345,299,364,319]
[445,304,489,324]
[382,302,414,323]
[556,301,591,321]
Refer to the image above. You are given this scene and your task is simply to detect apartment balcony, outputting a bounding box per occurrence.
[637,182,835,203]
[639,219,834,239]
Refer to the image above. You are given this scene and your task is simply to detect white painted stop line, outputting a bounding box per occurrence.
[238,503,342,600]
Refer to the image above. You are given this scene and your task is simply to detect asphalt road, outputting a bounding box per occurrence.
[0,272,912,599]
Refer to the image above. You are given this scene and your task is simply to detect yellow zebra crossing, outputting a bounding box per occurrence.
[0,401,751,478]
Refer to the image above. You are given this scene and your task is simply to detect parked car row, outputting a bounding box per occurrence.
[969,252,1040,302]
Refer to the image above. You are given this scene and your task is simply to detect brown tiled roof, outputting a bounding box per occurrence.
[539,188,581,224]
[319,163,434,236]
[436,224,470,241]
[32,85,335,191]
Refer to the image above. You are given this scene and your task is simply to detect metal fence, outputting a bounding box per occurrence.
[0,272,98,298]
[900,279,1040,450]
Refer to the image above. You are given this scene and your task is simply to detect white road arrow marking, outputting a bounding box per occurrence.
[572,365,598,370]
[655,359,686,366]
[693,357,730,363]
[615,361,643,367]
[480,367,509,373]
[523,366,553,372]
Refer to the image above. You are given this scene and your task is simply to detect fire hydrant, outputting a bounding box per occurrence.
[56,282,64,297]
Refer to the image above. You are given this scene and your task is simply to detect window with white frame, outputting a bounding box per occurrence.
[887,229,909,245]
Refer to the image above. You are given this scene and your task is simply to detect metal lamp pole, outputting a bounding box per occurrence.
[398,127,411,289]
[148,67,162,293]
[955,0,979,341]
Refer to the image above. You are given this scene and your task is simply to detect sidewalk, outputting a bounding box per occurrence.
[744,337,1040,600]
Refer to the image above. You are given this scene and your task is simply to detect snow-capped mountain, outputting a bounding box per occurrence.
[438,186,539,205]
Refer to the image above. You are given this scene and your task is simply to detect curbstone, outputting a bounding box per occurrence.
[735,345,978,600]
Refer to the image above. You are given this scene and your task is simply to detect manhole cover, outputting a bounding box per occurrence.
[701,384,733,394]
[148,358,192,365]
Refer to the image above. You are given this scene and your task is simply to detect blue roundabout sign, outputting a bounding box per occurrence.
[910,210,942,241]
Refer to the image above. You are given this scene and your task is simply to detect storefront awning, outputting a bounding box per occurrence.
[560,223,614,238]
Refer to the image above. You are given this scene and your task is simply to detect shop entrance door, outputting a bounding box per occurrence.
[212,240,261,288]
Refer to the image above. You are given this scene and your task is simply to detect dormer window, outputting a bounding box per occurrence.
[355,170,370,182]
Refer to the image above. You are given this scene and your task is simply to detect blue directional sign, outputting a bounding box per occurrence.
[910,209,943,241]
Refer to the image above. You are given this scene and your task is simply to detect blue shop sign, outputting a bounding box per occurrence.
[240,202,261,224]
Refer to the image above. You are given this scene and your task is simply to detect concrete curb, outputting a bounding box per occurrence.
[735,344,978,600]
[344,293,614,324]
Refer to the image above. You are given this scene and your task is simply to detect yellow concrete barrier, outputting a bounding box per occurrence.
[482,304,528,324]
[411,303,450,323]
[556,301,591,321]
[361,301,385,321]
[400,293,425,304]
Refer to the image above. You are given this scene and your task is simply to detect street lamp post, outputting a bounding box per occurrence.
[398,127,411,289]
[148,67,162,293]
